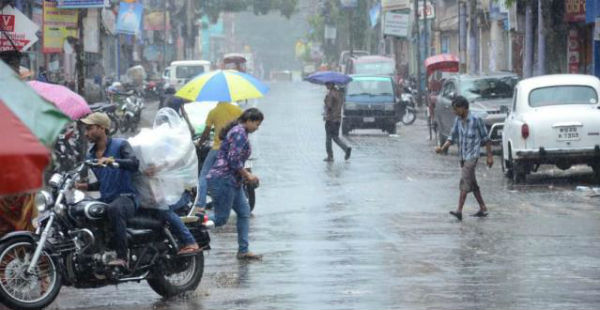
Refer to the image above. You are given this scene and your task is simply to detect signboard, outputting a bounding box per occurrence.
[382,0,410,12]
[43,1,78,53]
[0,6,39,52]
[565,0,586,23]
[418,2,435,19]
[324,25,336,40]
[568,29,581,73]
[57,0,105,9]
[383,11,409,38]
[144,11,170,31]
[116,2,143,36]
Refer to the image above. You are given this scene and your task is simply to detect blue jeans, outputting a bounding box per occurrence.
[195,149,218,207]
[161,191,195,246]
[208,176,250,253]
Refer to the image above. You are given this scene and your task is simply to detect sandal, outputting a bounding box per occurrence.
[177,244,201,255]
[471,210,488,217]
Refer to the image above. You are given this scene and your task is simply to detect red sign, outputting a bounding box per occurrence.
[565,0,586,22]
[0,14,15,31]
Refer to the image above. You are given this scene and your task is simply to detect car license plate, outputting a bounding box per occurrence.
[363,117,375,123]
[557,126,580,141]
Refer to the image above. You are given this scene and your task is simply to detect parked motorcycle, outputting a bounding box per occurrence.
[52,122,85,172]
[0,160,211,310]
[399,87,417,125]
[106,82,145,133]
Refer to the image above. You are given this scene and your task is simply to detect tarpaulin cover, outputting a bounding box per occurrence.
[424,54,460,76]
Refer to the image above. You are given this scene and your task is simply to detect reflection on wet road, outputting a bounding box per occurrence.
[26,81,600,310]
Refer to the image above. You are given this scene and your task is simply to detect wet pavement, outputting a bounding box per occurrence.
[12,81,600,310]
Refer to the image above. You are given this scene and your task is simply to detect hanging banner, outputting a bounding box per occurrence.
[43,1,78,53]
[116,2,143,36]
[0,6,40,52]
[369,2,381,28]
[57,0,105,9]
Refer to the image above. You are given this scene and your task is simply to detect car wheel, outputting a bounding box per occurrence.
[503,145,513,178]
[387,124,397,134]
[509,150,526,184]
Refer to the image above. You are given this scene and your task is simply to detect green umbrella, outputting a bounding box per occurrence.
[0,61,70,147]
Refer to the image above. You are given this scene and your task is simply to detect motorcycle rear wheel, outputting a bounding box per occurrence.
[401,109,417,125]
[147,252,204,298]
[0,238,62,310]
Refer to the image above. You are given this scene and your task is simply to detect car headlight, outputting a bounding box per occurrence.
[345,102,358,110]
[384,103,395,111]
[35,190,53,212]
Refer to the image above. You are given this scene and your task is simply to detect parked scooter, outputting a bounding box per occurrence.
[399,86,417,125]
[0,160,212,310]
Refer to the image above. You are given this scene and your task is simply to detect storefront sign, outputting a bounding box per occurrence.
[0,6,39,52]
[57,0,105,9]
[43,1,78,53]
[568,29,581,73]
[116,2,143,36]
[383,11,409,38]
[565,0,586,23]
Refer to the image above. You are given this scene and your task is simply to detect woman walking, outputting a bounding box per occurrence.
[207,108,264,260]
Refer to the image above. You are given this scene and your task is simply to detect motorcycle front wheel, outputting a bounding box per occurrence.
[401,108,417,125]
[0,238,62,310]
[147,252,204,298]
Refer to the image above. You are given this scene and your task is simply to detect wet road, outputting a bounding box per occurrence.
[26,82,600,309]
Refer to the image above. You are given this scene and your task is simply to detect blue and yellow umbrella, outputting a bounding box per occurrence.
[175,70,269,102]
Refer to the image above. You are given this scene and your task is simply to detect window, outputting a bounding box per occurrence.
[529,85,598,107]
[176,66,205,79]
[460,77,515,101]
[347,79,394,96]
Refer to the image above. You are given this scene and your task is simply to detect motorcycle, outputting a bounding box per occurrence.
[51,122,85,173]
[105,82,145,134]
[0,160,211,310]
[399,87,417,125]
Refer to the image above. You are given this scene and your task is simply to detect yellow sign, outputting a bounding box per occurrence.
[43,1,78,53]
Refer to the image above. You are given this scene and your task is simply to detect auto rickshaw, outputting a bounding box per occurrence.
[424,54,459,140]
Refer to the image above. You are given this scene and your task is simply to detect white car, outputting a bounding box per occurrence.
[502,74,600,183]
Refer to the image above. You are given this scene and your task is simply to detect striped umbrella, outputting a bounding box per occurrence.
[176,70,269,102]
[0,61,70,195]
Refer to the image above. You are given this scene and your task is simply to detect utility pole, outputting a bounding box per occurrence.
[163,0,167,69]
[423,0,429,59]
[414,0,422,105]
[76,9,85,95]
[459,0,467,73]
[349,8,354,57]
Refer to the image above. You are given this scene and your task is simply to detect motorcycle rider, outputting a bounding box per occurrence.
[76,112,140,268]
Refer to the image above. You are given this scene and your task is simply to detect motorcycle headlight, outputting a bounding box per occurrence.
[48,173,63,187]
[35,190,53,212]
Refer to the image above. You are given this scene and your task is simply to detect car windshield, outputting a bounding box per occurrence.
[529,85,598,107]
[176,66,205,79]
[346,79,394,97]
[355,62,395,75]
[460,77,515,100]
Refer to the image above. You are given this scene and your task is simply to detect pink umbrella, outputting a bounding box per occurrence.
[27,81,91,120]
